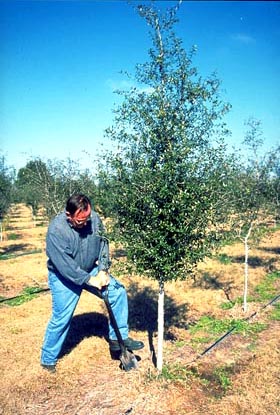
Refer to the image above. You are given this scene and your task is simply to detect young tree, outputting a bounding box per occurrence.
[15,159,49,218]
[0,155,15,240]
[0,156,14,218]
[15,157,98,220]
[229,118,280,312]
[98,3,235,371]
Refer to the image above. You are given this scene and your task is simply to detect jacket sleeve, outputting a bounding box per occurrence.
[46,230,90,286]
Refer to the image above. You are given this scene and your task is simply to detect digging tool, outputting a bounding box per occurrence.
[84,283,138,371]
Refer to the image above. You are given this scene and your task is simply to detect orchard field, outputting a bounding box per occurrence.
[0,204,279,415]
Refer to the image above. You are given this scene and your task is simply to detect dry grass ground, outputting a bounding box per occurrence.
[0,204,279,415]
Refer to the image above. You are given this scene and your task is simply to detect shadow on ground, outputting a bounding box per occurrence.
[0,243,32,256]
[262,246,280,255]
[127,281,190,366]
[60,281,190,365]
[193,272,234,302]
[127,281,189,334]
[60,312,109,358]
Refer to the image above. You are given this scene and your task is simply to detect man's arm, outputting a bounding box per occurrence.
[46,231,90,285]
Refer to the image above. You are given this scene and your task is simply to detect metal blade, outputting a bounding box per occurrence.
[120,349,138,371]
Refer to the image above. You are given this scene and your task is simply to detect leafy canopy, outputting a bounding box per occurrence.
[99,3,234,282]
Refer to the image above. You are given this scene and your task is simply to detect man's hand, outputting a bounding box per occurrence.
[88,270,110,290]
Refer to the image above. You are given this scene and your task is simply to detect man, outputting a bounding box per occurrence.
[41,193,144,372]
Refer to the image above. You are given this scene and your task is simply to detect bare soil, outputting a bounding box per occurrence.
[0,204,279,415]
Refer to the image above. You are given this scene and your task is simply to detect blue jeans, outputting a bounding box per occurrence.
[41,267,129,366]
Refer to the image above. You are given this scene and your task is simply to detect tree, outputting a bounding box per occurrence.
[15,157,98,220]
[98,3,235,371]
[228,118,280,312]
[0,156,14,219]
[266,144,280,221]
[0,155,15,240]
[15,159,49,218]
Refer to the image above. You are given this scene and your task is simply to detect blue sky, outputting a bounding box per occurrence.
[1,0,279,173]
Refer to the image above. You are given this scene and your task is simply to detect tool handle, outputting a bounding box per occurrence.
[83,283,104,299]
[83,284,126,351]
[103,290,126,351]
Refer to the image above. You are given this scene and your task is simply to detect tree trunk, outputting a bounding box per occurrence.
[243,224,252,312]
[157,280,165,372]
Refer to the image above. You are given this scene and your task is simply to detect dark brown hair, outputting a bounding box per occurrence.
[66,193,92,215]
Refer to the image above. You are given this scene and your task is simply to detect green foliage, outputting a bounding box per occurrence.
[189,315,266,337]
[220,295,255,310]
[270,302,280,321]
[148,361,232,394]
[146,362,197,385]
[221,270,280,309]
[0,155,15,219]
[220,301,235,310]
[229,119,280,242]
[212,366,232,392]
[14,159,48,215]
[190,336,210,348]
[254,271,280,302]
[7,233,20,241]
[14,157,98,220]
[2,286,44,306]
[160,363,195,383]
[216,253,232,265]
[98,3,236,283]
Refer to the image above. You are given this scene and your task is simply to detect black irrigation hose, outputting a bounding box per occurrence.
[1,283,280,358]
[0,249,42,260]
[189,293,280,364]
[0,287,50,303]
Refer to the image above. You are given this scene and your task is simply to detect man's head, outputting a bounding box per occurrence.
[66,193,92,229]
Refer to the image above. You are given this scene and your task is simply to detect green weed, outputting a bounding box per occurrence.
[270,302,280,321]
[190,336,211,349]
[7,233,20,240]
[216,253,232,265]
[220,301,235,310]
[190,315,266,338]
[220,269,279,311]
[213,366,232,392]
[2,287,44,306]
[254,271,280,302]
[156,363,198,386]
[189,316,230,335]
[174,340,187,348]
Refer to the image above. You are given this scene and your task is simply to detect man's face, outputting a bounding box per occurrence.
[70,214,91,229]
[67,207,91,229]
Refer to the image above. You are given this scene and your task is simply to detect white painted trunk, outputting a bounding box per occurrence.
[243,225,252,313]
[157,283,164,372]
[243,238,249,312]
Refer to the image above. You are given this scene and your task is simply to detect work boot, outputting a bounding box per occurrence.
[109,337,144,352]
[41,363,56,373]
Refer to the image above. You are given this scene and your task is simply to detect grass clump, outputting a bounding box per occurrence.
[216,253,232,265]
[7,233,20,240]
[212,366,232,392]
[220,270,280,310]
[1,287,45,306]
[146,363,198,387]
[270,302,280,321]
[190,315,266,340]
[254,271,280,302]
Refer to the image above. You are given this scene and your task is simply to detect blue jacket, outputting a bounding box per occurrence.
[46,210,110,285]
